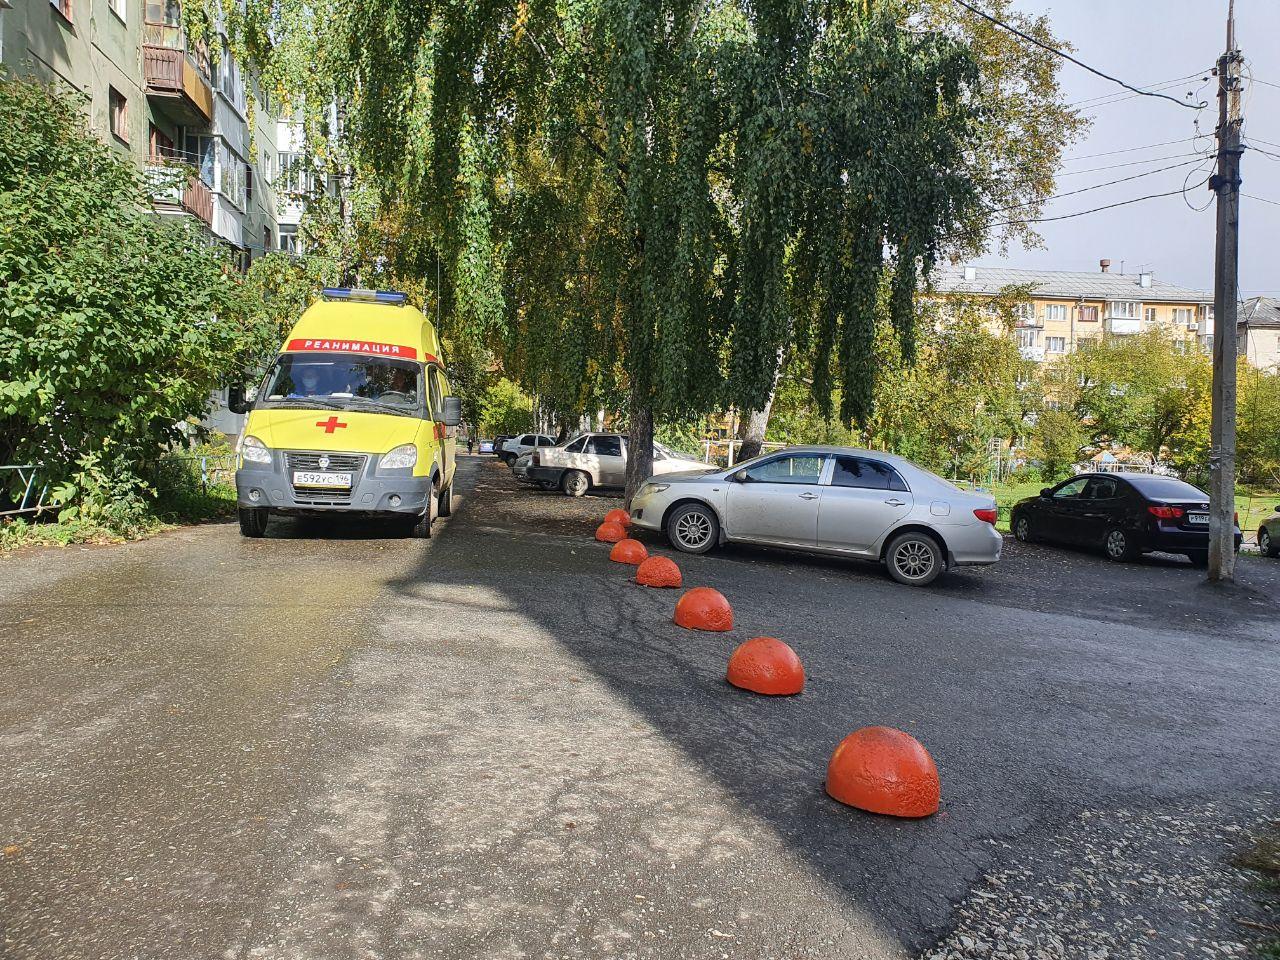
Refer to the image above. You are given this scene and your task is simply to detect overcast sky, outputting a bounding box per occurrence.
[973,0,1279,297]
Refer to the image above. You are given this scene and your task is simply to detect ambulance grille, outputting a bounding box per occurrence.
[286,451,368,473]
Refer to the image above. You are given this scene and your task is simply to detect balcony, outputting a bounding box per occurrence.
[146,162,214,227]
[1018,344,1046,362]
[142,24,213,125]
[1105,316,1142,335]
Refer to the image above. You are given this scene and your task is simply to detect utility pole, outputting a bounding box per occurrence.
[1208,0,1243,582]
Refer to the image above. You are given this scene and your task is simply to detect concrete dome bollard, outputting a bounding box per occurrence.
[609,538,649,565]
[673,587,734,632]
[825,726,940,818]
[727,637,804,695]
[595,520,627,544]
[635,556,682,588]
[604,508,631,528]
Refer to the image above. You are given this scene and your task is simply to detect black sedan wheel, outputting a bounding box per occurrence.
[666,502,719,554]
[1013,513,1033,543]
[1104,526,1137,562]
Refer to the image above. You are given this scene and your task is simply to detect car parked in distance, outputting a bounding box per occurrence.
[492,436,511,458]
[526,433,713,497]
[479,440,494,454]
[628,446,1001,587]
[1010,472,1241,567]
[500,433,557,465]
[1258,506,1280,558]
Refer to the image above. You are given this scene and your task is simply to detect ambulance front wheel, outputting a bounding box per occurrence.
[409,482,440,538]
[238,507,270,538]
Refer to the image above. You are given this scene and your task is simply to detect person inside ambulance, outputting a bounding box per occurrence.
[287,362,328,399]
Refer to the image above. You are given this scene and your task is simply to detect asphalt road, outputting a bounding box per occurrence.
[1,456,1277,960]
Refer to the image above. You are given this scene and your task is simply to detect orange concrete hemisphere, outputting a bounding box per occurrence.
[673,587,734,632]
[609,538,649,565]
[595,520,627,543]
[635,555,683,588]
[604,508,631,528]
[727,637,804,695]
[825,726,940,818]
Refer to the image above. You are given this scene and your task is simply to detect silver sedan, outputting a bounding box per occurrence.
[628,446,1002,587]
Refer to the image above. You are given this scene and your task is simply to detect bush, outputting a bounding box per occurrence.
[0,71,275,524]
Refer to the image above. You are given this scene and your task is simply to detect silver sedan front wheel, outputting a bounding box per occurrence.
[665,502,720,555]
[885,531,945,587]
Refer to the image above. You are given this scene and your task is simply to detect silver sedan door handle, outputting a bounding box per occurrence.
[884,498,906,506]
[799,492,819,500]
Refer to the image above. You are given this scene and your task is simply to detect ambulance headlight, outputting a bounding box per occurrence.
[240,435,272,464]
[380,444,418,470]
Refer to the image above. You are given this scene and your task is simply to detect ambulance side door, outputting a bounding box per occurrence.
[427,365,452,481]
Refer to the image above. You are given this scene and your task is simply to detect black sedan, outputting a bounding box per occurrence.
[1011,472,1242,567]
[1259,507,1280,558]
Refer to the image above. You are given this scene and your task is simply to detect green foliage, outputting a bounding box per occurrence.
[1238,369,1280,487]
[476,378,535,437]
[0,72,275,529]
[1029,407,1086,481]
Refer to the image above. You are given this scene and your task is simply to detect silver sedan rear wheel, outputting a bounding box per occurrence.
[666,502,719,554]
[885,532,945,587]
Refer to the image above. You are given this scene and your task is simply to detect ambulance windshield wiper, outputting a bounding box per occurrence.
[343,397,416,417]
[260,397,347,411]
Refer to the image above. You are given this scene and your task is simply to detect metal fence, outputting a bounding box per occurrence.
[152,455,237,494]
[0,465,50,518]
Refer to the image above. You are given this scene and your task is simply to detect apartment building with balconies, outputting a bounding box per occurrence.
[2,0,282,264]
[930,262,1213,363]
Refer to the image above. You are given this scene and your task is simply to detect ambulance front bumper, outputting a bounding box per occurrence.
[236,450,432,515]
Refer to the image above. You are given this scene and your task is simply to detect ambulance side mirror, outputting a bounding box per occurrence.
[228,384,251,415]
[440,396,463,427]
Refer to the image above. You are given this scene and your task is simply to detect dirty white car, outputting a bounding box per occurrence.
[526,433,712,497]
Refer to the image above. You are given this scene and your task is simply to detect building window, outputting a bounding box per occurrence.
[1078,337,1097,351]
[1109,301,1139,319]
[279,224,299,254]
[108,0,125,21]
[148,123,174,161]
[50,0,73,21]
[246,163,253,205]
[1046,336,1066,354]
[263,227,272,254]
[1144,307,1158,323]
[1171,307,1194,325]
[1079,305,1099,322]
[1013,302,1036,325]
[1174,340,1189,354]
[109,87,128,143]
[1045,304,1067,322]
[1016,329,1039,349]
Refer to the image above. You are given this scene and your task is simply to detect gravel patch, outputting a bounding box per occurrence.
[922,797,1279,960]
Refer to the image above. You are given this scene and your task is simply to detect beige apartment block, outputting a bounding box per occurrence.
[930,261,1213,363]
[1239,297,1280,371]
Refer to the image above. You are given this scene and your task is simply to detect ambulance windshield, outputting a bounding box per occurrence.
[260,353,423,415]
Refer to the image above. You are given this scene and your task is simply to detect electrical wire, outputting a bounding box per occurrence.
[949,0,1206,111]
[996,158,1211,212]
[1055,151,1211,178]
[1245,141,1280,162]
[1060,137,1196,163]
[1243,194,1280,207]
[1068,73,1211,112]
[993,179,1212,227]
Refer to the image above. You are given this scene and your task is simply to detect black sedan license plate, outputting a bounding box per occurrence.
[1187,512,1209,525]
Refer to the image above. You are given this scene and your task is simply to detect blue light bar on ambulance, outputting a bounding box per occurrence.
[321,287,409,306]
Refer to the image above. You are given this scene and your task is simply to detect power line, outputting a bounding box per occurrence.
[997,158,1209,212]
[994,181,1210,227]
[1245,135,1280,150]
[1061,137,1195,163]
[1056,151,1210,177]
[1068,73,1210,111]
[1248,76,1280,91]
[1242,194,1280,207]
[949,0,1206,111]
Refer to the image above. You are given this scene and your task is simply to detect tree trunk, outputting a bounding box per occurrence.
[734,353,784,462]
[735,404,772,463]
[625,402,654,506]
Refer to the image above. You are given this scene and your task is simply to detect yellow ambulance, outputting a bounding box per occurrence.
[230,288,461,538]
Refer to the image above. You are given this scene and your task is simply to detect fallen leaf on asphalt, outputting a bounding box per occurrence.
[3,845,21,857]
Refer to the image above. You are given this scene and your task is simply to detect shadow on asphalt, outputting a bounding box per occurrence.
[379,458,1280,954]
